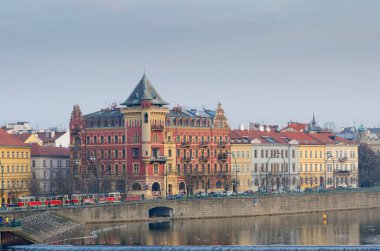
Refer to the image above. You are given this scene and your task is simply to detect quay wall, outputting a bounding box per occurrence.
[50,191,380,223]
[3,191,380,224]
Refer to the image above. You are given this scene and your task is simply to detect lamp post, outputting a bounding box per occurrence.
[228,152,238,197]
[0,160,3,208]
[325,152,333,189]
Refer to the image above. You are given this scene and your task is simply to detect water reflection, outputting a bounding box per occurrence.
[50,208,380,246]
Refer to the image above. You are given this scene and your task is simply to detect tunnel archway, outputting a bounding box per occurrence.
[149,206,173,219]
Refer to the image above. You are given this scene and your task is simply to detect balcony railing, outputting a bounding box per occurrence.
[334,170,351,175]
[199,156,209,162]
[199,142,209,148]
[218,154,227,162]
[181,156,192,162]
[218,142,228,148]
[151,125,164,131]
[181,142,191,147]
[150,156,167,164]
[338,157,348,162]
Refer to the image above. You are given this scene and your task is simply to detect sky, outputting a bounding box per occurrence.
[1,0,379,130]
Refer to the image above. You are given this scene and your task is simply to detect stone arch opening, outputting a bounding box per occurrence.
[132,182,142,191]
[149,206,173,219]
[152,182,161,196]
[178,182,186,194]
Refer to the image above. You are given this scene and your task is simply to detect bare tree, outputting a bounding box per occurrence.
[359,144,380,187]
[83,154,112,194]
[51,171,70,195]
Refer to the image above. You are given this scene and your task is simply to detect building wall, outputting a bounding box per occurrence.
[230,143,252,192]
[326,143,358,188]
[0,146,31,204]
[251,143,299,191]
[298,145,325,190]
[31,156,70,195]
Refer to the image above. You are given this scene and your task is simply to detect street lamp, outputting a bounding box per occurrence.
[0,160,4,208]
[228,152,238,197]
[325,152,333,189]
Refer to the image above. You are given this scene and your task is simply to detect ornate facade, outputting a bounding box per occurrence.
[69,74,231,198]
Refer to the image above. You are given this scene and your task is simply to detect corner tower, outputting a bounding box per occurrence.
[120,74,169,198]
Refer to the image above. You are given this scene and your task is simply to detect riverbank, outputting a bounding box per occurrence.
[48,190,380,224]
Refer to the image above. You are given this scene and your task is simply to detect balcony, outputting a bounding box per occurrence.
[151,125,164,131]
[181,142,191,148]
[338,157,348,162]
[218,153,227,162]
[218,142,228,148]
[181,156,192,162]
[334,170,351,175]
[199,142,209,148]
[199,156,209,162]
[72,128,81,134]
[150,156,167,164]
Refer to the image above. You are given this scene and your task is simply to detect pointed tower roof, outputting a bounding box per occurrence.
[120,74,169,107]
[311,113,317,128]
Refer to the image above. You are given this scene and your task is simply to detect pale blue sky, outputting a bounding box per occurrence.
[1,0,379,130]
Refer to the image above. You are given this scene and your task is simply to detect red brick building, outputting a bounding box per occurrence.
[69,75,231,197]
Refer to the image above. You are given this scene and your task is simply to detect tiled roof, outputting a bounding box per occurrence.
[279,132,321,145]
[31,144,69,157]
[120,74,169,107]
[36,132,66,143]
[231,130,289,144]
[167,107,215,119]
[14,133,32,142]
[308,133,356,145]
[281,123,309,132]
[0,129,28,147]
[84,108,123,118]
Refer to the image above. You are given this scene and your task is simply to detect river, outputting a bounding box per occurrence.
[46,209,380,246]
[41,208,380,246]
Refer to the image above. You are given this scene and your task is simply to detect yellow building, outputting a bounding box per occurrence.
[307,133,359,188]
[230,139,252,192]
[282,132,325,190]
[0,129,31,205]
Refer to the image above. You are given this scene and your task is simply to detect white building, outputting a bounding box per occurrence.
[30,144,70,195]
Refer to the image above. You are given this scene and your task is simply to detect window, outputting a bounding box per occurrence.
[177,164,181,174]
[133,163,139,174]
[132,148,139,158]
[122,149,126,158]
[66,160,70,167]
[122,135,125,143]
[108,135,111,143]
[154,164,158,174]
[94,136,97,143]
[114,135,118,143]
[292,150,295,158]
[300,164,303,172]
[43,160,46,167]
[115,150,119,158]
[168,149,172,157]
[254,150,257,158]
[32,160,36,168]
[115,164,119,175]
[101,136,104,143]
[58,160,62,167]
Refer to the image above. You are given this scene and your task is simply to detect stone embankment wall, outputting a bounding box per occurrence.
[47,191,379,223]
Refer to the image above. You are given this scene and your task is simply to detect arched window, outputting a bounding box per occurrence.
[114,135,118,143]
[144,113,149,123]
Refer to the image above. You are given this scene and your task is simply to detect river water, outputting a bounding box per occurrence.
[46,209,380,246]
[43,208,380,246]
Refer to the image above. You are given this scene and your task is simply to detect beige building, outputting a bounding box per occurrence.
[0,129,31,205]
[230,138,252,192]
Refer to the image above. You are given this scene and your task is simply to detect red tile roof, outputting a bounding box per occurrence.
[231,130,289,144]
[31,144,69,157]
[307,133,356,145]
[0,129,28,147]
[14,133,33,142]
[36,132,66,143]
[279,132,322,145]
[281,122,309,132]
